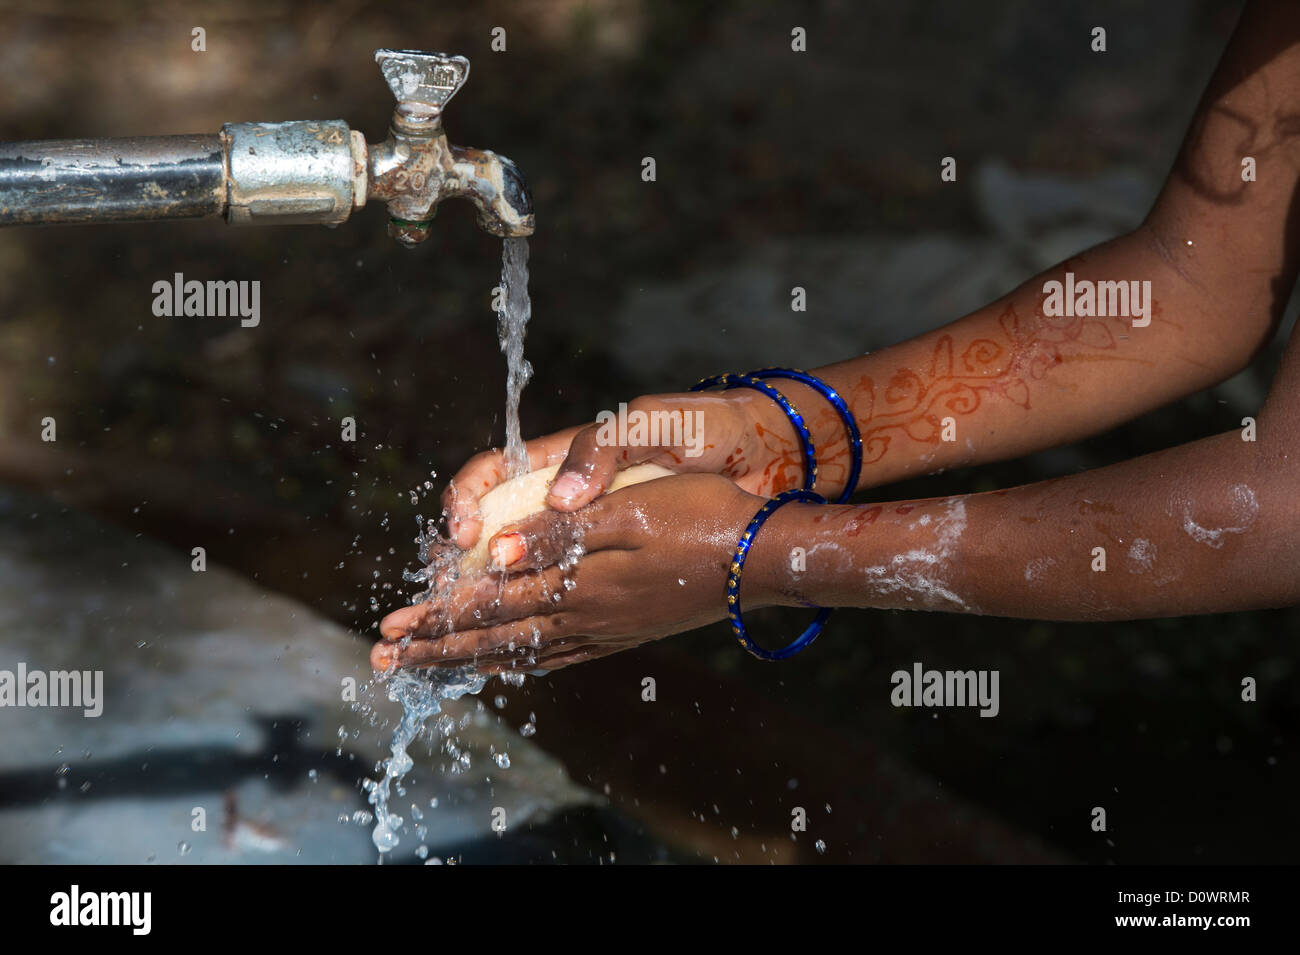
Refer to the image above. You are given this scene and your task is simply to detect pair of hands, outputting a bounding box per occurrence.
[370,391,807,673]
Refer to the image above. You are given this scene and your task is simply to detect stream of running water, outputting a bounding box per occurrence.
[364,237,533,858]
[498,236,534,479]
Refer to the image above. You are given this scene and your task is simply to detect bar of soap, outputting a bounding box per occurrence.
[460,462,675,573]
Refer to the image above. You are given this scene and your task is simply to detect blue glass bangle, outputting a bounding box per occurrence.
[745,368,861,504]
[691,373,818,492]
[727,488,832,661]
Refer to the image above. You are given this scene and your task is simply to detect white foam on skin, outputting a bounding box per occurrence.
[1023,556,1056,584]
[807,541,855,579]
[1126,538,1156,573]
[861,498,971,611]
[1181,484,1258,549]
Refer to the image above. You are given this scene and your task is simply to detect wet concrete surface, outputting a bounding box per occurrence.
[0,486,640,864]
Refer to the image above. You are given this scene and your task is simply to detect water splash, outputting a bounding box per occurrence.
[364,512,482,858]
[497,236,533,478]
[363,237,535,859]
[363,666,486,855]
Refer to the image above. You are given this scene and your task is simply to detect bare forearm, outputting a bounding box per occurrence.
[754,427,1300,621]
[783,228,1239,496]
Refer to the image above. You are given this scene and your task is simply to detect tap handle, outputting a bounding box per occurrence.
[375,49,469,125]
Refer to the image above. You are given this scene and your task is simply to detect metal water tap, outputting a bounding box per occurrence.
[368,50,534,245]
[0,49,534,244]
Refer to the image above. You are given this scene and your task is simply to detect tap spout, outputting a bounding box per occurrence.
[448,144,535,239]
[365,129,534,245]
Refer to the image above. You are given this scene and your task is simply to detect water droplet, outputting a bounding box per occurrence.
[372,820,400,853]
[178,841,192,856]
[815,839,826,854]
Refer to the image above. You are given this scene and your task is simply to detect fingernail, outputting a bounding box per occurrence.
[370,643,398,670]
[490,533,526,568]
[549,471,587,505]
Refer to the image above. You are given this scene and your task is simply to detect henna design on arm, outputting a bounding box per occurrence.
[845,294,1156,471]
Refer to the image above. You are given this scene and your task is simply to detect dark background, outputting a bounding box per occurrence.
[0,0,1294,863]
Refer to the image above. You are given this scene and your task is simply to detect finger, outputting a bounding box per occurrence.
[443,428,585,548]
[381,614,570,670]
[415,632,623,675]
[488,495,627,572]
[380,565,568,639]
[546,422,639,511]
[379,601,443,641]
[548,395,701,510]
[515,645,606,673]
[441,451,505,549]
[387,622,611,675]
[370,629,598,675]
[473,639,612,675]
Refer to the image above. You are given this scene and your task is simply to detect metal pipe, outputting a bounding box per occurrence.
[0,135,225,226]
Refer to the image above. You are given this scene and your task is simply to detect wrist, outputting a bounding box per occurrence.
[740,501,832,609]
[759,372,863,500]
[728,380,846,497]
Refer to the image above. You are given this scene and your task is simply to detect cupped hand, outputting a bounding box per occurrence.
[441,390,806,550]
[373,473,771,673]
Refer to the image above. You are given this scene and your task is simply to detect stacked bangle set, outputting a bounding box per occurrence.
[690,368,863,660]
